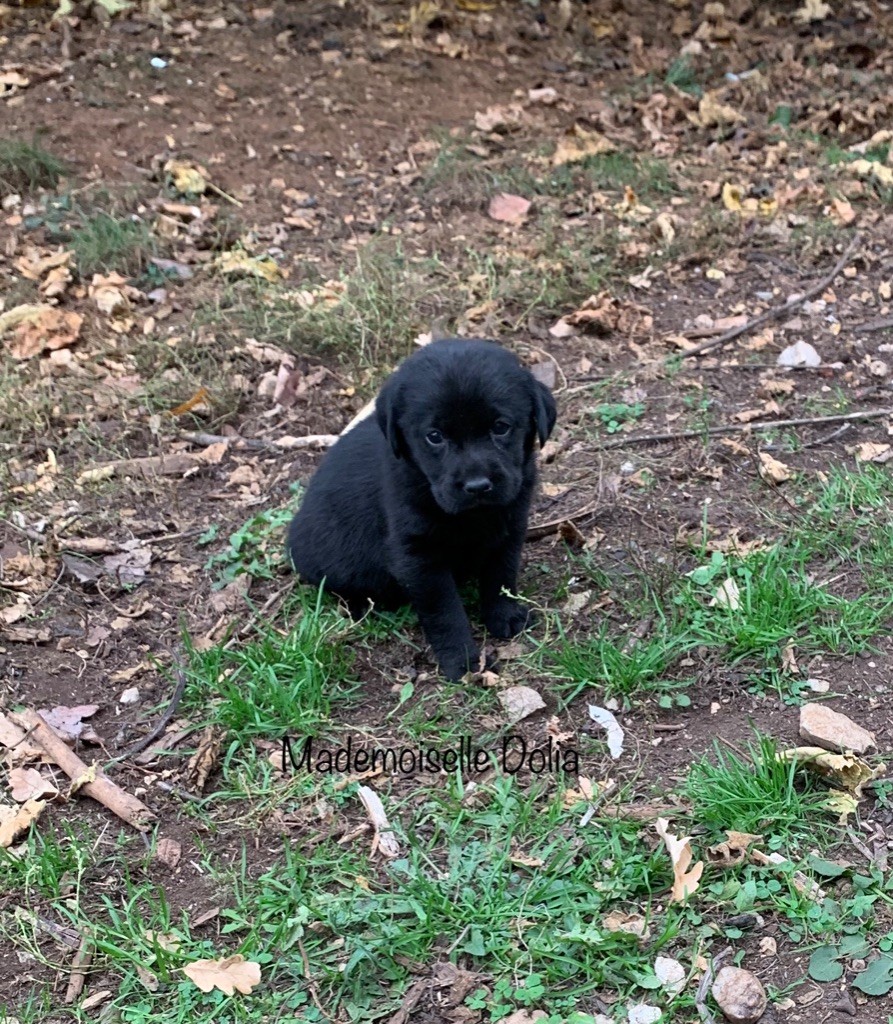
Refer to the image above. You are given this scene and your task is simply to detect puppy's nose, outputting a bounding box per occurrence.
[463,476,493,495]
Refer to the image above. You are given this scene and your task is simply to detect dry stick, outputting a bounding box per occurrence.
[64,934,93,1004]
[802,423,852,448]
[855,316,893,333]
[671,233,862,362]
[526,499,603,540]
[10,710,156,831]
[106,661,188,768]
[600,407,893,449]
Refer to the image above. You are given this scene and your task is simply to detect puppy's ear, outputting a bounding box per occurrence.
[532,380,557,447]
[376,376,408,459]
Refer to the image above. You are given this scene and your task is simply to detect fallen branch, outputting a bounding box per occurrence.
[601,407,893,449]
[10,710,156,831]
[64,934,93,1004]
[671,233,861,362]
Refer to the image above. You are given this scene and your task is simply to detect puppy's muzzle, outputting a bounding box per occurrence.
[462,476,493,496]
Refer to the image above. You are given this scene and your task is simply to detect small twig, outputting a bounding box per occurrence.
[855,316,893,334]
[177,430,271,452]
[297,938,333,1022]
[802,423,852,448]
[106,659,187,768]
[526,500,602,540]
[695,947,732,1023]
[671,233,861,362]
[601,407,893,449]
[64,934,93,1004]
[155,780,206,804]
[206,181,243,207]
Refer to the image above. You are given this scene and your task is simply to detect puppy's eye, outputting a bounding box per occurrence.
[426,429,445,447]
[492,421,511,437]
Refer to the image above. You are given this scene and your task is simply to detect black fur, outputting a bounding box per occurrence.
[287,339,557,681]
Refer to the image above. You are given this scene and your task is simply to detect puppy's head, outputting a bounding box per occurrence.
[376,339,557,514]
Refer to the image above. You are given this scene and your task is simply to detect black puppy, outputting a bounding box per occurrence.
[287,339,557,681]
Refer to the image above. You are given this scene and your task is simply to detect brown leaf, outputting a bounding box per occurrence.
[552,124,615,166]
[487,193,531,225]
[182,954,261,995]
[0,799,45,847]
[39,704,100,742]
[758,452,792,484]
[8,766,59,802]
[9,309,83,359]
[155,837,182,869]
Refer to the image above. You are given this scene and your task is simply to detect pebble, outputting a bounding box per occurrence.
[711,966,767,1024]
[799,703,876,755]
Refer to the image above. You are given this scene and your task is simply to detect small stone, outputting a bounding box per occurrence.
[799,703,876,754]
[712,966,767,1024]
[777,340,821,368]
[119,687,141,705]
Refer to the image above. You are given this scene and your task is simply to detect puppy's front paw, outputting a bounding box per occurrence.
[437,643,483,683]
[484,596,533,639]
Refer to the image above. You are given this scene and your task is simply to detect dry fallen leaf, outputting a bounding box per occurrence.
[182,954,261,995]
[588,705,625,758]
[602,910,650,940]
[691,92,745,128]
[709,577,741,611]
[39,704,100,742]
[855,442,891,463]
[758,452,792,484]
[552,124,615,166]
[487,193,531,225]
[7,308,83,359]
[781,746,884,798]
[655,817,703,902]
[706,830,763,866]
[215,250,284,283]
[0,799,45,848]
[164,159,210,195]
[8,767,59,803]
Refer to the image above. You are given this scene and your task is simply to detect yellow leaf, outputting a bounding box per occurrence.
[552,125,615,166]
[164,159,209,195]
[692,92,745,128]
[183,955,261,996]
[758,452,792,484]
[215,251,284,283]
[722,182,742,212]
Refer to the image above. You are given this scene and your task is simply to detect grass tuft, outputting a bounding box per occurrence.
[0,136,67,192]
[71,210,154,277]
[685,733,834,839]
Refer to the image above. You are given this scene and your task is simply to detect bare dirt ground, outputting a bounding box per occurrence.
[3,1,893,1022]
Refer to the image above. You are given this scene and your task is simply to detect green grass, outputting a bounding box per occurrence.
[200,243,460,369]
[184,588,357,738]
[71,210,154,277]
[685,734,834,839]
[665,55,703,96]
[0,136,67,191]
